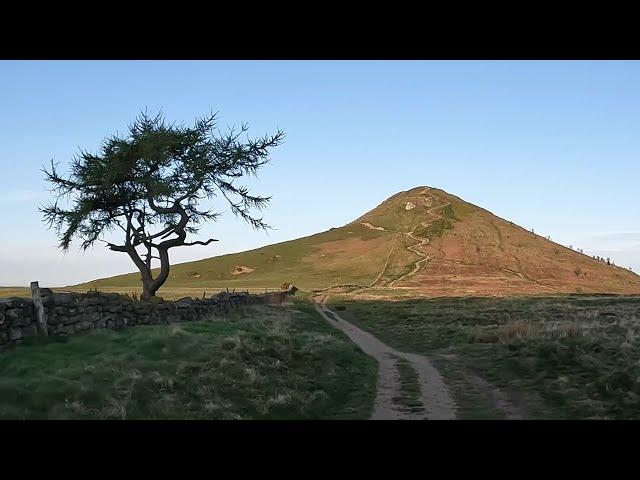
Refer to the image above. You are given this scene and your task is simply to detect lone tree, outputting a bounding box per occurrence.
[42,111,284,299]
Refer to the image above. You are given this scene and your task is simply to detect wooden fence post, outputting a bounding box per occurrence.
[30,281,49,337]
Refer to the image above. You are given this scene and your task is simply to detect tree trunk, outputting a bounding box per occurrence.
[139,248,171,300]
[127,249,158,300]
[141,279,155,300]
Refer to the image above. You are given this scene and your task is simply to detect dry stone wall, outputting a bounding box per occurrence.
[0,289,262,349]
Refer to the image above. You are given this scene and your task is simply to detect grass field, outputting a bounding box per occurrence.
[0,299,377,419]
[0,286,286,301]
[73,222,393,292]
[328,294,640,419]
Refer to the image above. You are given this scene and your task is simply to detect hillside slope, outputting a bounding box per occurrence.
[78,186,640,296]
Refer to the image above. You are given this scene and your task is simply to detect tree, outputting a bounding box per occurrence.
[42,111,284,299]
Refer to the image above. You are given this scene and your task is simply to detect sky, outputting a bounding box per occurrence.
[1,60,639,286]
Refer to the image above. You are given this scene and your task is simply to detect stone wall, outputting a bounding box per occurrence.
[0,290,264,349]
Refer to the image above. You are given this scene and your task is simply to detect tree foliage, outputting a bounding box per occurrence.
[42,111,284,298]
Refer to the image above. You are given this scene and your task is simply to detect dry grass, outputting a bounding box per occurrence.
[470,321,586,343]
[0,285,285,301]
[0,287,31,298]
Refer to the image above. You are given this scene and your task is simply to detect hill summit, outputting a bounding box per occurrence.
[79,186,640,296]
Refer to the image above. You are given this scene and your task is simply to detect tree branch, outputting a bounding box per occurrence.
[182,238,218,247]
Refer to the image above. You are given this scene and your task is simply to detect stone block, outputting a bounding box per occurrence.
[22,324,38,338]
[8,327,23,341]
[6,308,32,327]
[75,321,92,332]
[53,293,73,305]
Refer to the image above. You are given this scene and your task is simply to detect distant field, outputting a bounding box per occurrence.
[0,286,285,301]
[0,300,377,419]
[0,287,31,298]
[329,294,640,419]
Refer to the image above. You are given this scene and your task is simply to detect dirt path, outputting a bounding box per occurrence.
[359,200,556,294]
[358,197,451,289]
[438,353,526,419]
[313,294,457,420]
[388,232,430,287]
[386,201,450,287]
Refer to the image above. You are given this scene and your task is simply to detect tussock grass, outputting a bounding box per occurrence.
[330,294,640,419]
[470,320,586,343]
[0,301,377,419]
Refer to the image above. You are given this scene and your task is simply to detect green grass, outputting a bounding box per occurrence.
[74,223,392,293]
[442,203,459,221]
[0,300,377,419]
[448,197,476,219]
[393,357,425,415]
[414,218,453,239]
[328,294,640,419]
[429,355,505,419]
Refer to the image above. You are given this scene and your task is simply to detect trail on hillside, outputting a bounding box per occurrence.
[365,198,451,288]
[313,294,457,420]
[388,200,452,286]
[325,191,554,294]
[387,231,431,287]
[363,199,560,292]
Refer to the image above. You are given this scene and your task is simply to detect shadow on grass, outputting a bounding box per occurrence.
[328,294,640,420]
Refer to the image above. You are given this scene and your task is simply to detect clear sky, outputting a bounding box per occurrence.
[1,60,639,286]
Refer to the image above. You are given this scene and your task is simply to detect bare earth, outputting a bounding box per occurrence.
[313,294,457,420]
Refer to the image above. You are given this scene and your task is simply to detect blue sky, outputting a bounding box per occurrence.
[1,60,639,286]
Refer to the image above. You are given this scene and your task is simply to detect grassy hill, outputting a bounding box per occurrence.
[75,186,640,297]
[77,222,394,293]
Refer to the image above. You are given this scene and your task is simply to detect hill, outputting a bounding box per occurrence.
[77,186,640,296]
